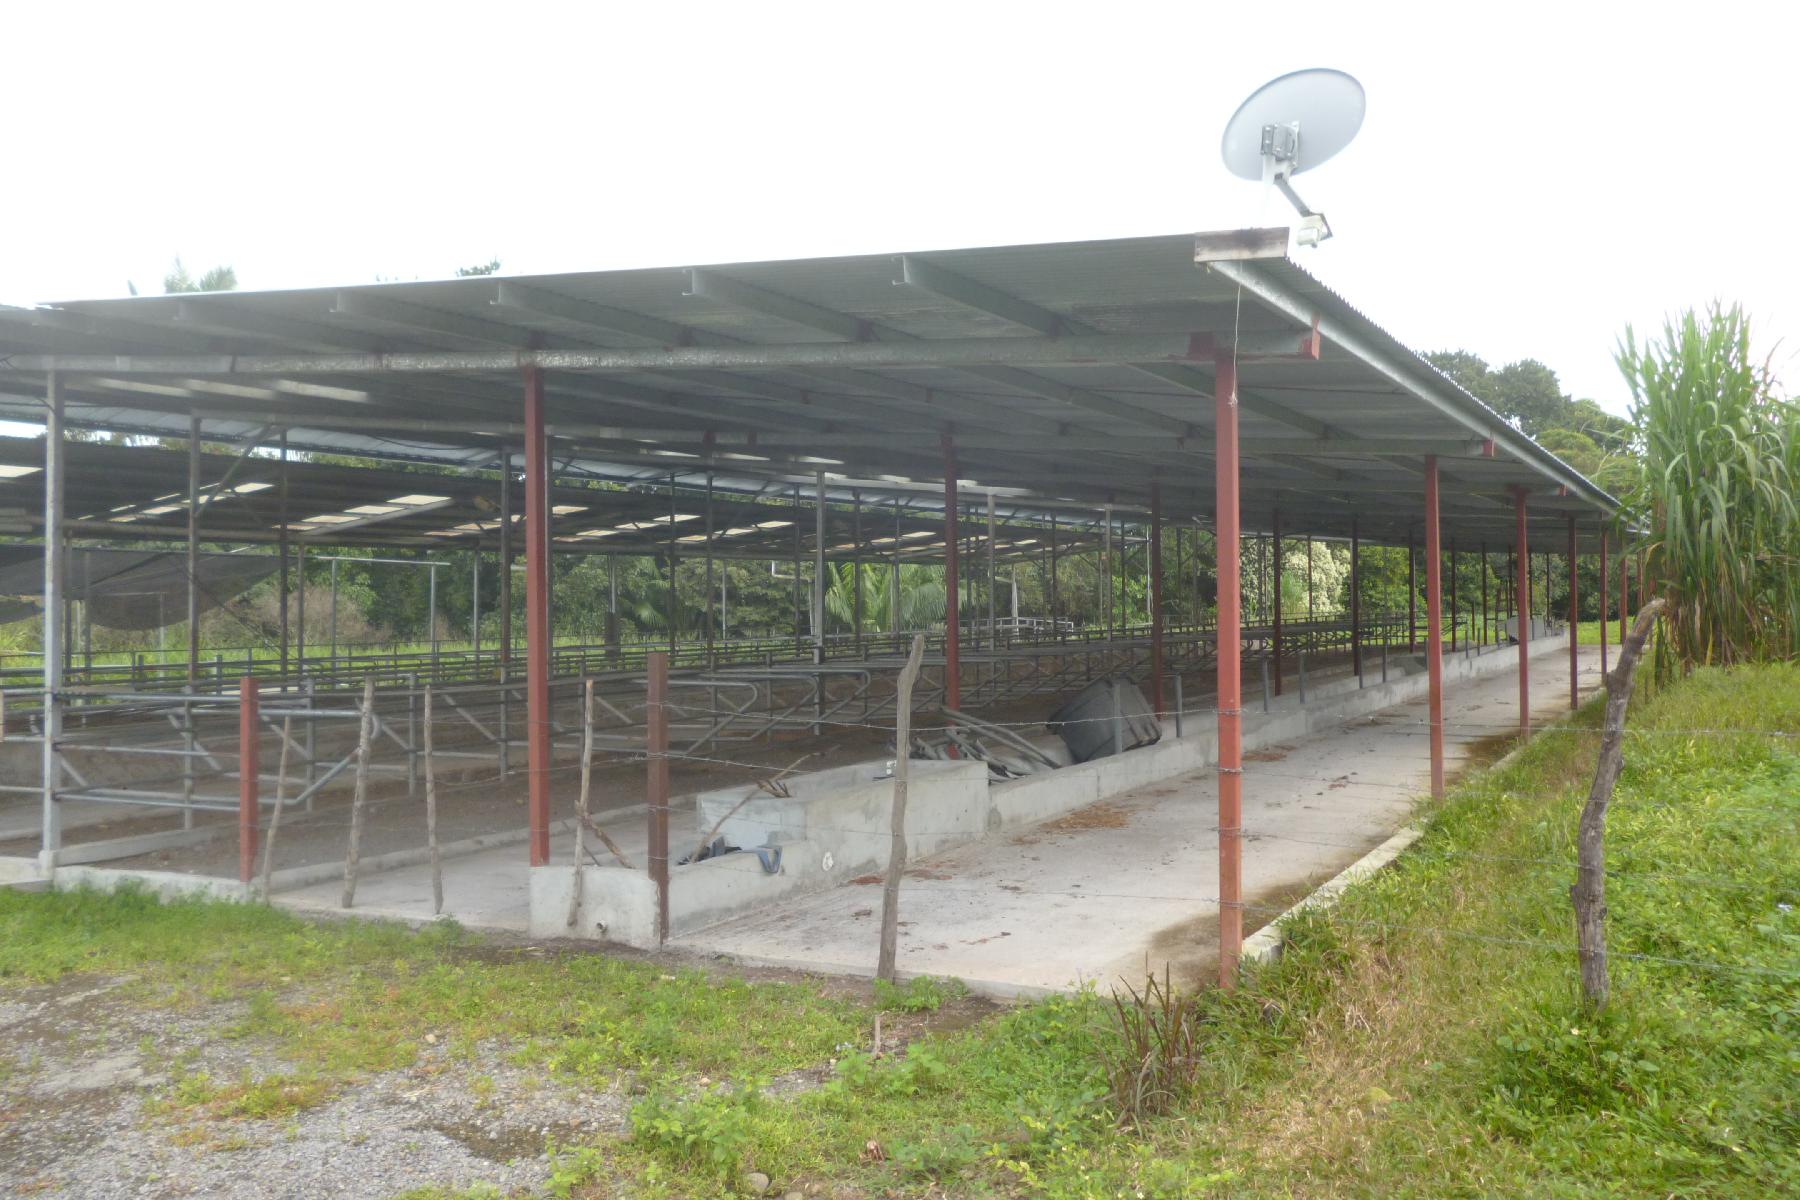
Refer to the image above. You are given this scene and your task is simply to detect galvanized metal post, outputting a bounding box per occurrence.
[38,373,64,870]
[1270,509,1282,697]
[1408,532,1417,653]
[1351,518,1362,685]
[296,545,306,671]
[1515,489,1531,738]
[523,368,552,866]
[328,559,338,670]
[278,432,290,679]
[428,564,439,680]
[1567,515,1579,709]
[985,491,996,658]
[942,436,961,712]
[1425,457,1444,800]
[705,474,717,659]
[471,549,481,660]
[186,416,201,686]
[1599,525,1609,676]
[239,676,259,885]
[498,452,513,779]
[647,650,671,942]
[1148,483,1164,715]
[1214,351,1244,990]
[813,472,826,734]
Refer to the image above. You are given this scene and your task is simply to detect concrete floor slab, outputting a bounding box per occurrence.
[673,644,1600,996]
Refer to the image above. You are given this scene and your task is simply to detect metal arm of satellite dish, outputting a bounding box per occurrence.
[1260,122,1332,246]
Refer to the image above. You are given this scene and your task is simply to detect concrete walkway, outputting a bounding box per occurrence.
[674,643,1601,996]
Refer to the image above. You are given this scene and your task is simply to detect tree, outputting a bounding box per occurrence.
[162,258,238,294]
[455,259,502,277]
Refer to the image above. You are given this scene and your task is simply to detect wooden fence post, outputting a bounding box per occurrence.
[425,684,442,915]
[569,679,594,928]
[341,677,375,908]
[877,634,927,983]
[1572,598,1664,1009]
[258,715,292,900]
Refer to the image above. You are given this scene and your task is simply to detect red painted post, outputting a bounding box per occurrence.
[1567,515,1579,709]
[1148,483,1165,715]
[523,367,552,867]
[646,650,670,942]
[1424,458,1444,800]
[1515,489,1530,738]
[1270,509,1282,697]
[1214,353,1243,989]
[238,676,259,884]
[1598,526,1609,676]
[941,435,960,712]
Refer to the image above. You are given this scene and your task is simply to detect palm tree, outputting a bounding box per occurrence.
[824,562,946,632]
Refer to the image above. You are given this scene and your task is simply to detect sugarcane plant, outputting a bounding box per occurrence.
[1615,302,1800,673]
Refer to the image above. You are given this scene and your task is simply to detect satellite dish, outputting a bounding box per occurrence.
[1220,68,1365,247]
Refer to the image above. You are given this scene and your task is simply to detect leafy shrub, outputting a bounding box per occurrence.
[628,1083,762,1180]
[873,974,965,1013]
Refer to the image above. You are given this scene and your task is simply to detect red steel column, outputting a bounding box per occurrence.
[941,435,961,712]
[1424,458,1444,800]
[1214,353,1244,989]
[1515,489,1530,738]
[523,367,552,866]
[238,676,259,884]
[1567,515,1579,709]
[1598,526,1609,676]
[1148,483,1165,714]
[1270,510,1283,697]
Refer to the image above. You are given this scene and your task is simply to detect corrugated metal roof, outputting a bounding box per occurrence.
[0,229,1618,550]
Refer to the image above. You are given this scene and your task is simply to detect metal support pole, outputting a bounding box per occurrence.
[296,545,306,670]
[942,436,961,712]
[889,497,901,640]
[471,549,481,659]
[523,368,552,866]
[1425,457,1444,800]
[1408,533,1417,653]
[1270,509,1282,697]
[1148,483,1164,714]
[1515,489,1531,738]
[1214,352,1244,990]
[1567,515,1579,709]
[39,373,64,870]
[239,676,259,884]
[1102,506,1113,641]
[1480,541,1489,649]
[1350,518,1362,683]
[1048,513,1059,640]
[428,564,439,679]
[498,451,513,778]
[812,471,826,734]
[329,559,339,669]
[647,650,671,942]
[1599,525,1609,676]
[985,491,996,652]
[705,474,717,657]
[1449,543,1458,652]
[186,416,201,686]
[278,432,290,679]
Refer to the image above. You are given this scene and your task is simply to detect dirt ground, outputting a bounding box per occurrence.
[0,944,991,1200]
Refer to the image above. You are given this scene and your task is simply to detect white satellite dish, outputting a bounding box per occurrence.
[1221,68,1366,247]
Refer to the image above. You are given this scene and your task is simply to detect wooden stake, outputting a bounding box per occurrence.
[569,679,594,928]
[341,677,374,909]
[877,634,927,983]
[425,684,442,915]
[258,714,292,901]
[1572,598,1664,1010]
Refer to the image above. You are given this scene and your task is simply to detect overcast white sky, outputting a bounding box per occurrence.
[9,1,1794,415]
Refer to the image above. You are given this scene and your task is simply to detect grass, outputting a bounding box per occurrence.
[0,893,866,1089]
[2,664,1794,1197]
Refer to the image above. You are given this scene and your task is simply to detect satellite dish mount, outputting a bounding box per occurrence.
[1258,122,1332,246]
[1221,69,1366,249]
